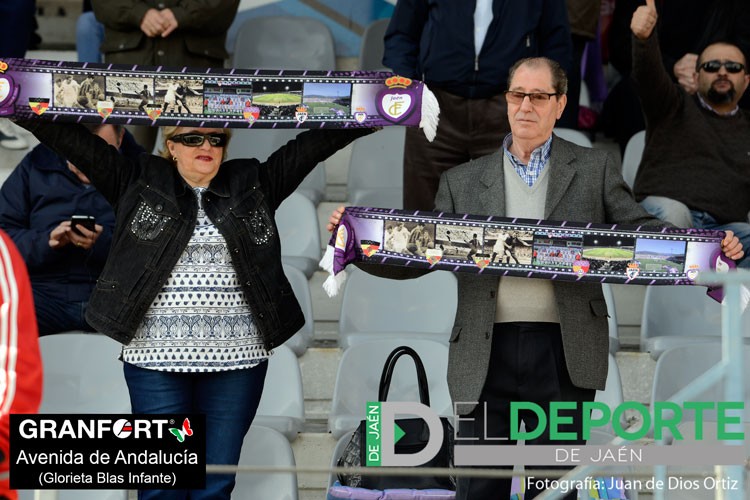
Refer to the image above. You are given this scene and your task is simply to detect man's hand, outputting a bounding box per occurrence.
[140,8,167,37]
[674,53,699,94]
[327,205,345,233]
[721,230,744,261]
[158,8,179,38]
[49,222,103,251]
[631,0,658,40]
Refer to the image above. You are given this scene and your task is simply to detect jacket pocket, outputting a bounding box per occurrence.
[233,193,276,246]
[589,299,609,317]
[129,197,175,242]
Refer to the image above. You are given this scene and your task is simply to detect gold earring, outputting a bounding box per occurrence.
[172,156,177,162]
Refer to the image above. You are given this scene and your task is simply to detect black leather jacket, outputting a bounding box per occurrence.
[23,120,370,347]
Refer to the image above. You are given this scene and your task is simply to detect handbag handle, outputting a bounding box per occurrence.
[378,345,430,407]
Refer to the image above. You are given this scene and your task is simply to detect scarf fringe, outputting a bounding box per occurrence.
[420,84,440,142]
[319,245,347,297]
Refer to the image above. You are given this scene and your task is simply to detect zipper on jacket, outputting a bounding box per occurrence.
[474,55,479,72]
[526,35,531,47]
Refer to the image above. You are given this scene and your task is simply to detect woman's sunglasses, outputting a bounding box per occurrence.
[698,60,745,74]
[169,133,229,147]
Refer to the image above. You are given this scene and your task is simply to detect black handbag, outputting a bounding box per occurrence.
[337,345,455,490]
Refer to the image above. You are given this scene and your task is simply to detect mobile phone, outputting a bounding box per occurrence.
[70,215,96,235]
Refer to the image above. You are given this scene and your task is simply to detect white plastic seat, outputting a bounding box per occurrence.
[226,129,326,206]
[275,192,321,278]
[347,127,405,209]
[640,286,749,360]
[328,338,452,439]
[338,267,457,349]
[282,263,313,356]
[622,130,645,189]
[359,18,391,71]
[254,344,305,441]
[553,128,593,148]
[232,426,298,500]
[38,332,130,413]
[231,16,335,70]
[650,344,750,442]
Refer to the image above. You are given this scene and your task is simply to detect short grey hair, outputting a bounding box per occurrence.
[507,57,568,95]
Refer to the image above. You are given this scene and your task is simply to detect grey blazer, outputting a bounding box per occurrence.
[436,136,661,412]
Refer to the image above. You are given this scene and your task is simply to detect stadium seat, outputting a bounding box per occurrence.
[347,127,405,209]
[232,426,298,500]
[275,192,321,278]
[622,130,645,189]
[328,338,452,439]
[359,18,391,71]
[640,286,749,360]
[282,264,314,356]
[38,332,130,414]
[226,129,326,206]
[602,283,620,354]
[338,267,457,349]
[231,16,335,70]
[650,343,750,441]
[553,127,593,148]
[664,421,750,500]
[254,344,305,441]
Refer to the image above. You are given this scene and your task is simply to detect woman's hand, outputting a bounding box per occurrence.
[326,205,345,233]
[721,230,744,261]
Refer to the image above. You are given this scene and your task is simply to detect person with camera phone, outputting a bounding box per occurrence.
[0,123,143,336]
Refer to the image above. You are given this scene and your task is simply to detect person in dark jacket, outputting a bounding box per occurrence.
[16,117,371,500]
[383,0,573,210]
[91,0,239,68]
[0,124,142,336]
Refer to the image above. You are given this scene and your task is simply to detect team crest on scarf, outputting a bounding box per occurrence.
[28,97,49,115]
[473,254,490,269]
[295,104,309,123]
[572,259,590,276]
[686,264,700,281]
[96,100,114,119]
[425,248,443,265]
[626,261,640,280]
[377,76,416,123]
[145,104,162,121]
[354,106,367,123]
[243,105,260,122]
[360,240,380,257]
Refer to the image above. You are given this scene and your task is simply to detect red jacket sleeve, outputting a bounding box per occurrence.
[0,229,42,487]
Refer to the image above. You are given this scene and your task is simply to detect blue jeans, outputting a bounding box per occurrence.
[76,11,105,63]
[32,287,96,336]
[124,362,269,500]
[640,196,750,269]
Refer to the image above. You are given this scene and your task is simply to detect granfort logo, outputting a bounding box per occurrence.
[18,417,174,440]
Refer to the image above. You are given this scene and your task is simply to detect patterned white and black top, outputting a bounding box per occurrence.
[121,187,270,372]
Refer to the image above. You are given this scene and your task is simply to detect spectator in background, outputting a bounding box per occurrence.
[76,0,105,63]
[383,0,573,211]
[0,0,34,150]
[602,0,750,152]
[565,0,602,129]
[630,0,750,268]
[0,124,143,335]
[92,0,239,68]
[91,0,239,150]
[0,230,42,500]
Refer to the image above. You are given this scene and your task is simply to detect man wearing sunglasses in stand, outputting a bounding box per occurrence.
[630,0,750,268]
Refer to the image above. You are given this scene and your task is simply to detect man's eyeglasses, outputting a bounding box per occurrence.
[504,91,560,105]
[169,133,229,147]
[698,60,745,74]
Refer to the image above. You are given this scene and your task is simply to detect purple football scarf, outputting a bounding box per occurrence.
[320,207,736,301]
[0,58,439,139]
